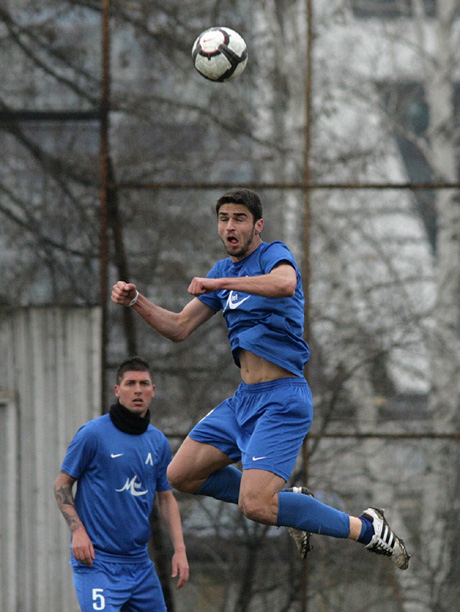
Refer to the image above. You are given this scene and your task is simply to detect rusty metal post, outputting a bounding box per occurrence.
[301,0,314,610]
[100,0,111,414]
[303,0,313,336]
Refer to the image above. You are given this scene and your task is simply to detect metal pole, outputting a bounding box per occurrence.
[111,180,460,191]
[100,0,111,414]
[301,0,314,610]
[303,0,313,335]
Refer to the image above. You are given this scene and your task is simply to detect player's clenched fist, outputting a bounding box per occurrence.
[111,281,137,306]
[187,277,219,296]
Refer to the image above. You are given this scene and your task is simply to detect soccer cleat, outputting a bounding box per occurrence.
[362,507,411,570]
[285,486,315,559]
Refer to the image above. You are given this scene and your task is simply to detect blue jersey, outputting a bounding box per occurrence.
[198,241,310,377]
[61,414,172,562]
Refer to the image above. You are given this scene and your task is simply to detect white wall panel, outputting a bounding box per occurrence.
[0,307,101,612]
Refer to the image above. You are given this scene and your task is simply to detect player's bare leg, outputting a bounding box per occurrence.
[167,436,233,494]
[238,468,285,524]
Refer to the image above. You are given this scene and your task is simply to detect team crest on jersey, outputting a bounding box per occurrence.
[116,475,148,497]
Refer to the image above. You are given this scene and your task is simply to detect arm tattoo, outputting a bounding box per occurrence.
[55,485,75,508]
[55,484,81,532]
[62,510,81,533]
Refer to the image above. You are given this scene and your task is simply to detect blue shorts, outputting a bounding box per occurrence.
[189,377,313,481]
[72,558,166,612]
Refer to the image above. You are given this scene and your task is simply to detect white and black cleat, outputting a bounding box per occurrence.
[362,507,411,570]
[285,486,315,559]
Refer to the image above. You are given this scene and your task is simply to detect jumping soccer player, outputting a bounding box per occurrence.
[54,357,189,612]
[111,188,410,570]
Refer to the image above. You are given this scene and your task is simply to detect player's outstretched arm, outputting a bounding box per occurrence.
[156,490,190,589]
[111,281,215,342]
[188,263,297,298]
[54,471,95,566]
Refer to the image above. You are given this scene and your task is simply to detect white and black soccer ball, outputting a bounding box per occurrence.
[192,27,248,82]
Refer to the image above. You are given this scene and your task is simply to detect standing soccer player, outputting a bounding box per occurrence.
[111,188,410,570]
[54,357,189,612]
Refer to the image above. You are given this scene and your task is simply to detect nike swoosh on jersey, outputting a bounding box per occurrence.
[252,456,267,461]
[111,453,123,458]
[229,296,250,309]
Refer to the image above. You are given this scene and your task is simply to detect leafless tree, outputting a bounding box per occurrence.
[2,1,460,611]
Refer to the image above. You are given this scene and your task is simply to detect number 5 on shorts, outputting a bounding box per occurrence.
[92,588,106,611]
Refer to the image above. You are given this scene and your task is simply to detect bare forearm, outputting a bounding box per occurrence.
[111,282,214,341]
[156,492,189,588]
[213,274,294,297]
[157,495,186,552]
[54,471,96,565]
[131,294,190,342]
[54,472,83,533]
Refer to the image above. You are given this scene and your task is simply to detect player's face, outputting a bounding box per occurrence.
[115,370,155,418]
[217,203,263,260]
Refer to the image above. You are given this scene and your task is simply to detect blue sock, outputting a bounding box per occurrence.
[277,491,350,538]
[194,465,241,504]
[357,516,374,545]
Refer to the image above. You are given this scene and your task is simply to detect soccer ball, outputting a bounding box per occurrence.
[192,27,248,82]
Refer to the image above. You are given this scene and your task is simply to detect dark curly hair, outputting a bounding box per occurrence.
[215,188,263,221]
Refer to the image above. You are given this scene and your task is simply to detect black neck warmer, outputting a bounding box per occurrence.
[109,400,151,435]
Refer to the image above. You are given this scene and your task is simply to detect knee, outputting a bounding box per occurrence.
[167,462,197,494]
[239,494,274,525]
